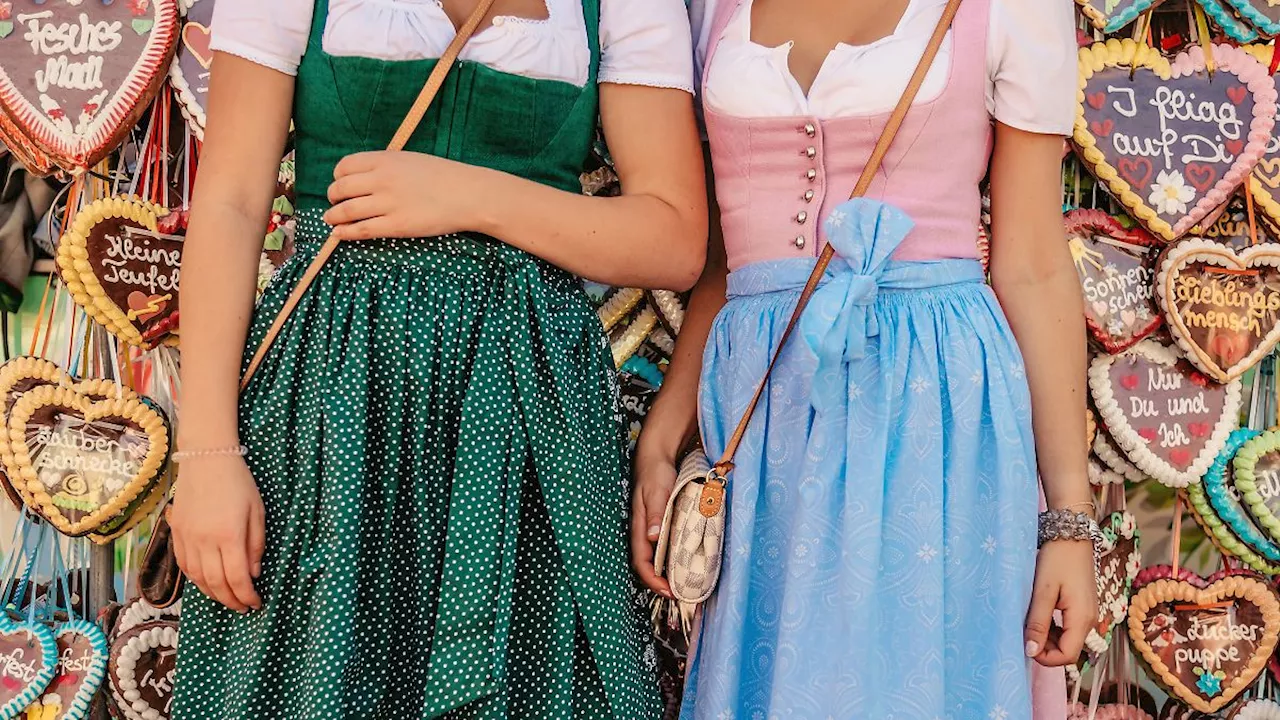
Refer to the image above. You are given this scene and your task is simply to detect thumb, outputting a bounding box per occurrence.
[1024,582,1057,658]
[645,487,671,541]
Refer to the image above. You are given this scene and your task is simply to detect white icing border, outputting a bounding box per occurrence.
[1088,339,1242,488]
[113,598,181,641]
[1236,699,1280,719]
[1156,237,1280,382]
[1092,431,1147,484]
[109,622,178,720]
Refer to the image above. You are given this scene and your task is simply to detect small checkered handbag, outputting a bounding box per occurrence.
[649,0,963,637]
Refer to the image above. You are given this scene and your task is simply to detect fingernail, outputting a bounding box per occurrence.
[648,525,661,538]
[1025,641,1039,657]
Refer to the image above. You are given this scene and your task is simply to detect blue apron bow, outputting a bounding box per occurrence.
[799,198,914,415]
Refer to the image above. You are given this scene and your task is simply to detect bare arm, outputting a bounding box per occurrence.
[171,52,292,614]
[988,122,1095,667]
[631,146,727,595]
[325,84,708,291]
[179,53,293,449]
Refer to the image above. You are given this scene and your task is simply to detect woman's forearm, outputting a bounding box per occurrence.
[994,263,1092,510]
[177,53,294,452]
[474,171,706,291]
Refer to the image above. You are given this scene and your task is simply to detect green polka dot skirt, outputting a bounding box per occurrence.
[172,219,663,719]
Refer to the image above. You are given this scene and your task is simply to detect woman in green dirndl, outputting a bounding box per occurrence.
[167,0,706,717]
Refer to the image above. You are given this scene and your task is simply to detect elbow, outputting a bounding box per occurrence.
[652,210,708,292]
[667,235,707,292]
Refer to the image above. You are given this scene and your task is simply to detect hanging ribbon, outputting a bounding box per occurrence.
[1193,3,1216,76]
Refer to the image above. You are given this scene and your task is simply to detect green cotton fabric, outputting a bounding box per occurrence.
[170,0,663,717]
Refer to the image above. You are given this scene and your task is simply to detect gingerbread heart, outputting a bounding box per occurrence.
[0,616,57,718]
[57,196,182,349]
[1156,238,1280,382]
[1086,512,1142,661]
[1089,340,1242,487]
[1193,0,1263,42]
[1075,0,1168,34]
[108,621,176,720]
[1192,429,1280,574]
[1225,0,1280,38]
[1200,196,1275,251]
[1158,701,1217,720]
[7,384,169,537]
[109,598,179,644]
[1228,430,1280,552]
[1074,41,1277,242]
[169,0,213,139]
[1068,209,1163,353]
[30,620,108,720]
[1128,573,1280,713]
[1233,699,1280,719]
[0,357,129,513]
[0,0,180,174]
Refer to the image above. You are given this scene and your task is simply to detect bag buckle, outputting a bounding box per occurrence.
[698,468,728,519]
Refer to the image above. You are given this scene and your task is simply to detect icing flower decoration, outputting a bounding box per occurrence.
[1193,667,1225,697]
[1149,170,1196,216]
[0,3,11,21]
[128,0,149,15]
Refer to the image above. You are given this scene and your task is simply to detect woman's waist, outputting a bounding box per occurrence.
[726,256,986,301]
[291,210,581,290]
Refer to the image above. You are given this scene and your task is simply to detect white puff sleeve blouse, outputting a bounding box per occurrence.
[690,0,1077,135]
[209,0,695,92]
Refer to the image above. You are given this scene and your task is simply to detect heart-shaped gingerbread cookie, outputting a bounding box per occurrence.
[1074,40,1277,242]
[0,357,134,513]
[0,616,57,718]
[1228,430,1280,551]
[1086,512,1142,662]
[7,384,169,537]
[30,619,109,720]
[1068,209,1163,353]
[1200,196,1275,250]
[169,0,213,139]
[1090,340,1242,487]
[1156,237,1280,382]
[1191,429,1280,575]
[57,196,182,349]
[108,621,176,720]
[0,0,180,174]
[1129,573,1280,713]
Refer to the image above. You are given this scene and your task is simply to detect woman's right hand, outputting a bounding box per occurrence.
[171,455,266,613]
[631,440,677,599]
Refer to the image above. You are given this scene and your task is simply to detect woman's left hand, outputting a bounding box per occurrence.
[1025,539,1097,667]
[324,151,493,240]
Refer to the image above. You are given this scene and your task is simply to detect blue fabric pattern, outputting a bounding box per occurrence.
[684,198,1041,719]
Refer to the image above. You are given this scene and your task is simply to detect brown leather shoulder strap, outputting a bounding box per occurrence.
[240,0,499,389]
[712,0,965,475]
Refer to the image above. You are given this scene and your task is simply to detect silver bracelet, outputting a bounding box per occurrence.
[1038,509,1104,551]
[171,444,248,463]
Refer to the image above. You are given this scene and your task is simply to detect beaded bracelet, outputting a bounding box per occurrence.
[171,445,248,463]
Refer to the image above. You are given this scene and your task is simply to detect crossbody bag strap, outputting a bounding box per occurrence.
[710,0,964,478]
[239,0,500,389]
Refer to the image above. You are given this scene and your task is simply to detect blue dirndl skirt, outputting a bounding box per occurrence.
[683,199,1040,719]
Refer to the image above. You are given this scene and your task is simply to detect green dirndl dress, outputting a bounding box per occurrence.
[170,1,662,717]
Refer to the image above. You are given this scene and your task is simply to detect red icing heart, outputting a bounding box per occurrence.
[1138,428,1157,442]
[1118,157,1154,190]
[181,22,212,70]
[1122,374,1141,390]
[127,292,168,324]
[1185,163,1218,193]
[0,677,19,691]
[1170,448,1192,466]
[1091,119,1115,137]
[1229,85,1249,105]
[1088,91,1107,110]
[1188,422,1210,438]
[1227,138,1246,157]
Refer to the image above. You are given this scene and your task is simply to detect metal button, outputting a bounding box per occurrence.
[804,189,815,202]
[804,146,817,158]
[806,169,818,181]
[794,235,807,249]
[804,123,817,137]
[796,211,808,224]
